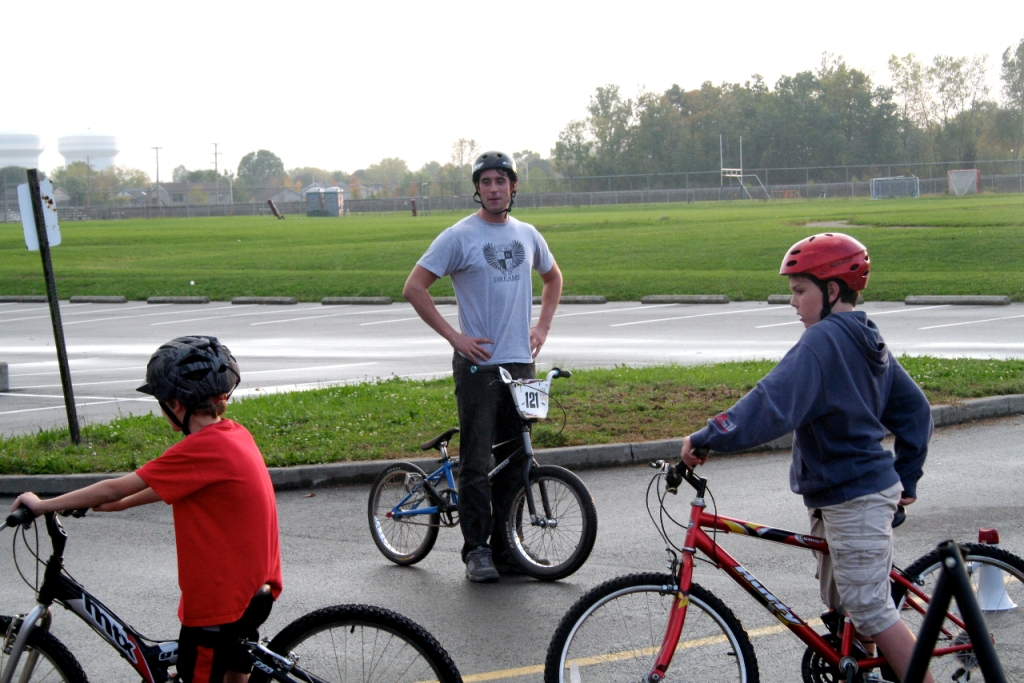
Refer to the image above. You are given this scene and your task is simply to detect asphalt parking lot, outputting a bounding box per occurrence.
[3,300,1023,436]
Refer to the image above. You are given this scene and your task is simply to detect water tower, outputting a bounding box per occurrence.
[58,131,119,169]
[0,131,44,169]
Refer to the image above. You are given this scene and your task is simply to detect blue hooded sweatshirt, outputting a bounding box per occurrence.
[690,311,932,508]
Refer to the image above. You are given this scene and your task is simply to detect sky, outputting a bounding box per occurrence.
[4,1,1023,178]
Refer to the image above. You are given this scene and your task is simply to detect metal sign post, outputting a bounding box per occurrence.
[22,169,80,444]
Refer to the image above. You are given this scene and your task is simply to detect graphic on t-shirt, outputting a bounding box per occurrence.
[483,240,526,273]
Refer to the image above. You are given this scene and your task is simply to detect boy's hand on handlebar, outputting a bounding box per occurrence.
[899,495,916,507]
[10,493,44,518]
[680,435,707,468]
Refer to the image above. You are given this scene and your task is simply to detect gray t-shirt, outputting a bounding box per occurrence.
[417,213,555,365]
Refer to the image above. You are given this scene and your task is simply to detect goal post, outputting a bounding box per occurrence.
[870,175,920,200]
[947,169,981,196]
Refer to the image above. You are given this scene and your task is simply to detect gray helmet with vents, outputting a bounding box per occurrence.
[137,336,240,433]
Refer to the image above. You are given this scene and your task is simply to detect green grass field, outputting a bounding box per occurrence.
[2,358,1022,474]
[2,194,1023,301]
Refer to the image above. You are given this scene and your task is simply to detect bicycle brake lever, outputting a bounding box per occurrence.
[665,464,684,495]
[60,509,89,519]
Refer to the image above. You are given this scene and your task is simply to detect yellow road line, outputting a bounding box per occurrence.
[460,618,822,681]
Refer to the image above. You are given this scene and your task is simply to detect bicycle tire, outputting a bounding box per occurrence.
[501,465,597,580]
[0,616,89,683]
[544,572,759,683]
[250,604,461,683]
[367,462,440,565]
[894,542,1024,682]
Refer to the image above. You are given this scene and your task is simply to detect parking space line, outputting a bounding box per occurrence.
[244,362,378,375]
[610,308,763,328]
[755,304,953,329]
[150,306,350,326]
[12,365,146,378]
[18,379,145,390]
[919,313,1024,330]
[0,304,150,324]
[0,400,129,417]
[66,304,240,326]
[249,308,398,326]
[0,392,154,401]
[360,312,458,326]
[755,320,802,328]
[554,304,673,319]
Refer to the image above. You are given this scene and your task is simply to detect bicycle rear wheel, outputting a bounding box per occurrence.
[895,542,1024,682]
[253,604,461,683]
[501,465,597,580]
[544,572,759,683]
[368,462,440,565]
[0,616,88,683]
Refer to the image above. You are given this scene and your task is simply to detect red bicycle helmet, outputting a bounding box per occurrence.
[779,233,870,291]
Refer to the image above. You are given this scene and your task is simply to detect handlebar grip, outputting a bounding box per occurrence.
[692,446,711,458]
[5,507,35,528]
[552,367,572,379]
[665,463,686,494]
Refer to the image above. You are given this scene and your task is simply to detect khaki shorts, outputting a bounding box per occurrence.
[809,482,902,637]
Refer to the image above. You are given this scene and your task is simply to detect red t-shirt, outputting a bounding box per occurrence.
[137,420,283,627]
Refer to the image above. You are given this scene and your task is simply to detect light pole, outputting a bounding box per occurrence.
[152,146,162,208]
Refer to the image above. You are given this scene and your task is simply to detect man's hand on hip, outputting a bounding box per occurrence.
[451,333,493,364]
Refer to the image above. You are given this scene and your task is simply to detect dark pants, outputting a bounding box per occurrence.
[452,353,535,561]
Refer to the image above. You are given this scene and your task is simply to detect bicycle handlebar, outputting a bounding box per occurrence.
[4,506,88,530]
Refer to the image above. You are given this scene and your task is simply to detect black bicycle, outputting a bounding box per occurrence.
[368,367,598,580]
[1,507,462,683]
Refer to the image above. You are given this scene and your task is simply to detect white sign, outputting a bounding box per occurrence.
[19,179,62,251]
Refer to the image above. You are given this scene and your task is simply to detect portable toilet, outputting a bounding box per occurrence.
[306,187,344,217]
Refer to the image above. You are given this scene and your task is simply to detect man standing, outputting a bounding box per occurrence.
[403,151,563,582]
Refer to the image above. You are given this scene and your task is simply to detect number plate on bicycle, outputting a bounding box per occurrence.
[510,379,550,419]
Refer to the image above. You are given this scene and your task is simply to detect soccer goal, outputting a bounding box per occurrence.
[947,169,981,196]
[870,175,920,200]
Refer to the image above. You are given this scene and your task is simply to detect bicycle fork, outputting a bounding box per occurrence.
[518,427,558,529]
[1,604,52,683]
[648,492,707,682]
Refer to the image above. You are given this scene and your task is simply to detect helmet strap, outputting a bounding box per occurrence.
[818,280,840,320]
[473,187,512,218]
[159,400,191,436]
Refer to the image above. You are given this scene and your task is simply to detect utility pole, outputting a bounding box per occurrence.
[152,146,162,208]
[212,142,222,206]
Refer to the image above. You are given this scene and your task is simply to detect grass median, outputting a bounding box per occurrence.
[1,356,1021,476]
[2,194,1023,301]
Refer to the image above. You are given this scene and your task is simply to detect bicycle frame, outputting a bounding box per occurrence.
[389,368,569,529]
[650,479,974,680]
[2,513,177,683]
[2,513,324,683]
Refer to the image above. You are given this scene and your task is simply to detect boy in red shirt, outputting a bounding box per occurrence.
[12,336,283,683]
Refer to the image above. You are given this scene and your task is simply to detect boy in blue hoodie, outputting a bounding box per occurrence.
[681,233,933,682]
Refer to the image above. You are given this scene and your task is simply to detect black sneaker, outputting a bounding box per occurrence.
[465,547,499,583]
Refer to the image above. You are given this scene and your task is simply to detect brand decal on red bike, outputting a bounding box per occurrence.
[711,413,736,433]
[70,595,139,663]
[734,565,801,624]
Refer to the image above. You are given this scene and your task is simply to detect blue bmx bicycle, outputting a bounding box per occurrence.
[367,367,598,581]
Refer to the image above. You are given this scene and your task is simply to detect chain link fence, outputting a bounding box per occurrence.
[3,159,1022,222]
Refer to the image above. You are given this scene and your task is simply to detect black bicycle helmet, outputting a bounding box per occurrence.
[471,151,517,185]
[137,336,240,434]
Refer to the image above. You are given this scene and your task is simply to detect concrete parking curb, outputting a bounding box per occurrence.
[770,294,865,305]
[69,296,127,304]
[0,296,47,303]
[232,297,297,305]
[0,362,7,392]
[147,296,210,304]
[2,394,1019,496]
[906,295,1010,306]
[431,297,458,305]
[322,297,392,305]
[642,295,730,304]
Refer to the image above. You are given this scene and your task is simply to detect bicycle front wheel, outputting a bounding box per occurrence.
[254,604,461,683]
[895,542,1024,681]
[501,465,597,580]
[0,616,88,683]
[368,462,440,565]
[544,572,759,683]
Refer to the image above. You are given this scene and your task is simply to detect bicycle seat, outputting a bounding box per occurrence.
[420,428,460,451]
[237,584,274,631]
